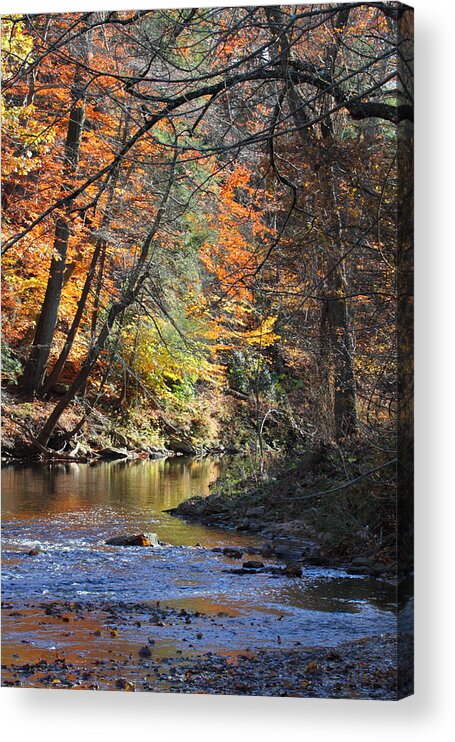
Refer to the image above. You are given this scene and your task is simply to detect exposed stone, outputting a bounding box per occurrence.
[282,563,303,578]
[148,449,167,459]
[300,539,322,559]
[378,563,397,574]
[105,533,161,547]
[346,566,374,576]
[208,444,225,453]
[272,545,301,562]
[224,445,241,454]
[115,678,135,691]
[261,542,276,557]
[243,546,263,555]
[242,560,265,570]
[98,447,129,461]
[222,547,243,559]
[245,506,265,518]
[167,438,197,455]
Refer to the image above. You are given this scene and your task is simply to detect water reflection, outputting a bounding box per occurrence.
[273,574,397,614]
[2,456,221,516]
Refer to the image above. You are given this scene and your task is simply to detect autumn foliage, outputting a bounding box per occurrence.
[1,5,413,452]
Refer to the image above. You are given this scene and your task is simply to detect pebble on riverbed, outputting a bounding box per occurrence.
[222,547,243,559]
[138,645,153,658]
[115,678,135,691]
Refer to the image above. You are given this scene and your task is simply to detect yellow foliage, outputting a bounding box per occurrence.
[232,315,280,347]
[121,317,225,404]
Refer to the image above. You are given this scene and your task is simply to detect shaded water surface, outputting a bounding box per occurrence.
[2,458,397,663]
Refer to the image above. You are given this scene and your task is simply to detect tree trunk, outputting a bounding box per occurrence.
[41,235,103,396]
[21,69,87,394]
[317,161,358,441]
[37,306,122,446]
[42,153,124,396]
[36,151,177,446]
[396,10,414,567]
[323,266,358,439]
[265,4,357,441]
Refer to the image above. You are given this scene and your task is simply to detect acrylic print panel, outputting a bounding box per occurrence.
[1,3,414,699]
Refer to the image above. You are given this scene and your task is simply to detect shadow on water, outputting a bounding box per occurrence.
[273,574,397,614]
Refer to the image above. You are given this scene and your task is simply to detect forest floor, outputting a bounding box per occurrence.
[0,386,240,462]
[1,388,119,460]
[1,388,176,462]
[1,599,411,699]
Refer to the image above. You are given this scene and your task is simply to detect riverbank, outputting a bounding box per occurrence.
[2,386,403,577]
[1,599,407,699]
[0,388,238,464]
[169,442,402,577]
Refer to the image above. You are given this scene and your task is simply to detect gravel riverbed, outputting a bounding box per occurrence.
[1,599,409,699]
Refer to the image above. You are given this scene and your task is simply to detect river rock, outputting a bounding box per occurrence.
[28,547,42,556]
[242,560,265,570]
[167,438,197,455]
[372,561,395,575]
[98,447,129,460]
[245,506,265,518]
[245,520,262,533]
[378,563,396,574]
[243,546,263,555]
[167,497,206,517]
[273,545,301,562]
[208,444,225,453]
[282,563,303,578]
[261,542,276,557]
[300,539,322,560]
[346,565,374,576]
[224,445,241,454]
[148,448,168,459]
[223,547,243,559]
[105,532,160,547]
[115,678,135,691]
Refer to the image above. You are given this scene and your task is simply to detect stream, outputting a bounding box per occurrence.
[1,457,397,671]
